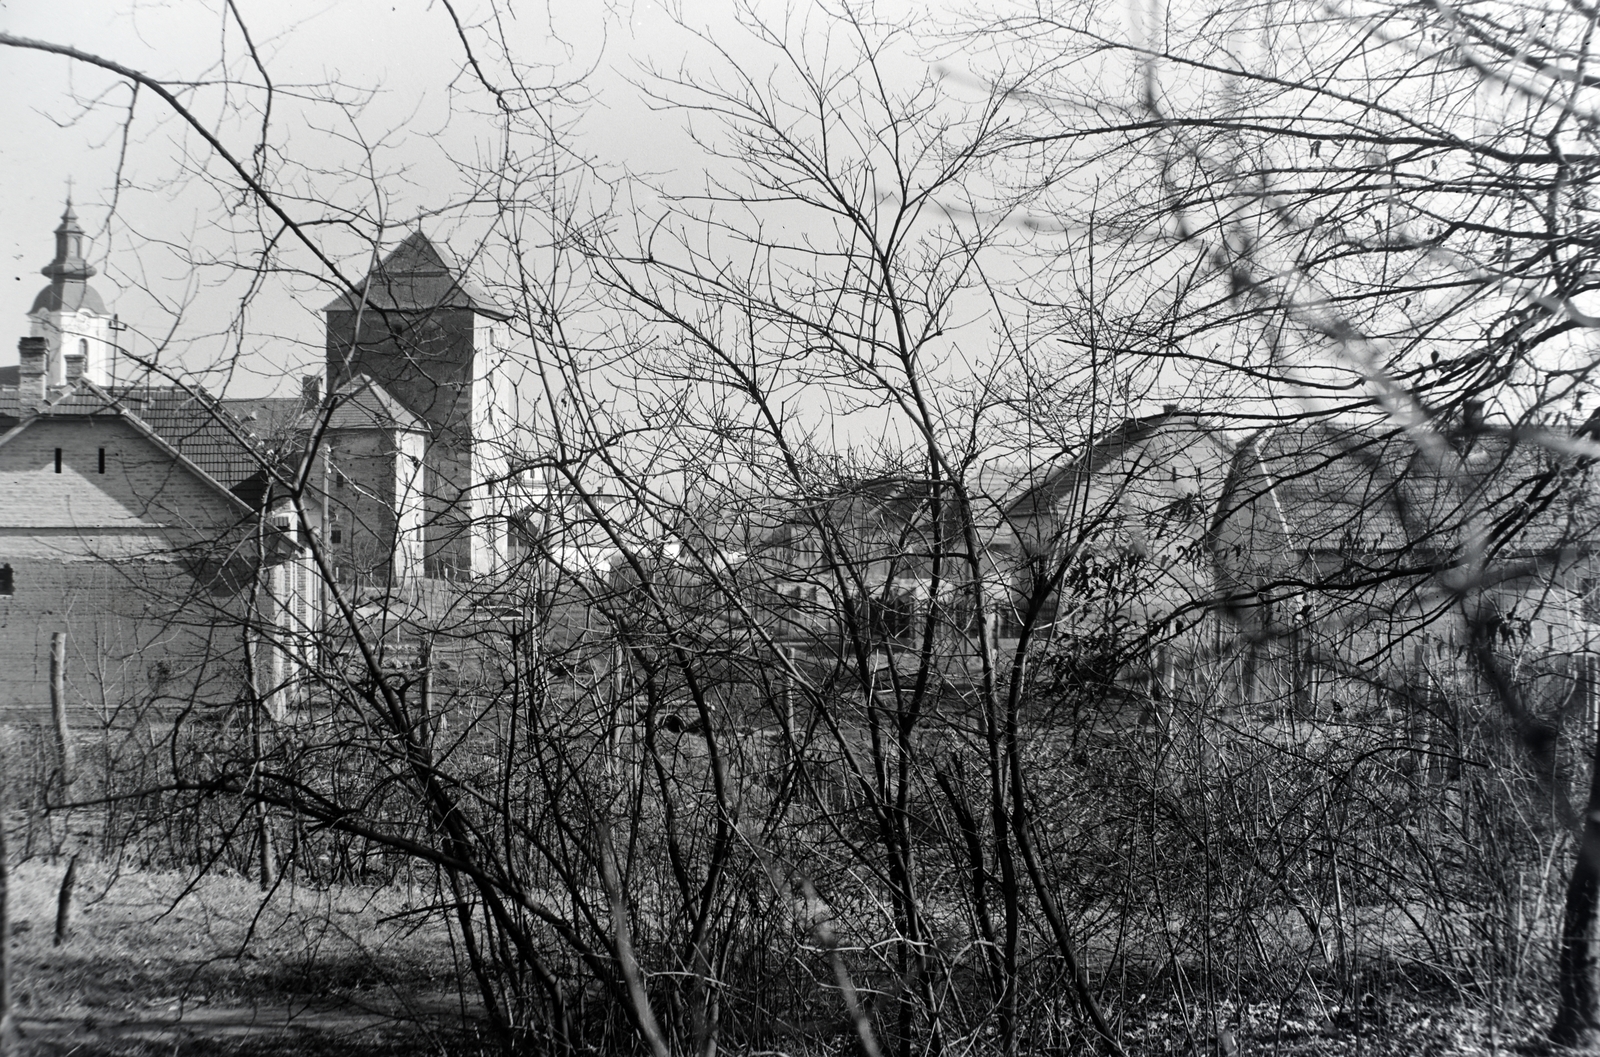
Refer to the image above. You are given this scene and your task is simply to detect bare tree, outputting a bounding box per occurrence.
[951,0,1600,1041]
[22,0,1600,1054]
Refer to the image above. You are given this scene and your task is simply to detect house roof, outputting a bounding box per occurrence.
[326,374,428,433]
[1232,422,1419,555]
[1002,408,1232,523]
[1217,418,1597,564]
[0,378,296,507]
[108,384,282,492]
[321,231,512,320]
[221,396,310,441]
[222,375,426,439]
[0,380,255,515]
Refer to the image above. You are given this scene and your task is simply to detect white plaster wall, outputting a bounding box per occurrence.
[396,430,428,581]
[30,307,113,385]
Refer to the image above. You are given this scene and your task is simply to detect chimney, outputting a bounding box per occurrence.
[1162,403,1180,416]
[302,374,322,407]
[64,350,86,384]
[18,337,47,409]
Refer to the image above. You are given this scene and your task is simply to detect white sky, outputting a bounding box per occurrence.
[0,0,1282,444]
[0,0,807,395]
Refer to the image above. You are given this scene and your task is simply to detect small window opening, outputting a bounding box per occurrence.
[78,338,88,357]
[97,448,105,474]
[335,471,347,490]
[0,564,12,595]
[331,528,343,545]
[54,448,62,473]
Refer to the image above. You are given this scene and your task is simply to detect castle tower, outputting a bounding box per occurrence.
[29,199,114,386]
[323,231,515,579]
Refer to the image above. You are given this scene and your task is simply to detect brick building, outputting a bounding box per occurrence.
[227,374,428,589]
[0,341,309,720]
[0,210,535,719]
[323,232,521,579]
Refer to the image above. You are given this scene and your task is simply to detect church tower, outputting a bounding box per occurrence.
[323,231,516,579]
[29,200,113,386]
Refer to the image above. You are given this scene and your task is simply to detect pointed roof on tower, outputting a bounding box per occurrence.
[30,197,107,316]
[321,230,511,320]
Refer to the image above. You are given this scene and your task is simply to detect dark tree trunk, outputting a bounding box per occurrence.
[54,855,77,946]
[1552,717,1600,1048]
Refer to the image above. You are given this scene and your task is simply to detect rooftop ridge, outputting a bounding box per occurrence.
[321,230,511,320]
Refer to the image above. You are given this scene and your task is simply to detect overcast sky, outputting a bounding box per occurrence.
[0,0,841,394]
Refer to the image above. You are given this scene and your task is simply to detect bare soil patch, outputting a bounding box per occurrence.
[6,861,479,1056]
[0,861,1571,1055]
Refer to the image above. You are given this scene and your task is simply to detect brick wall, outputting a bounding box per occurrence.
[325,426,429,588]
[326,307,480,577]
[0,556,247,722]
[0,416,249,531]
[0,415,252,722]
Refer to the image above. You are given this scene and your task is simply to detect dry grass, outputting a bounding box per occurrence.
[0,859,1574,1056]
[5,859,479,1056]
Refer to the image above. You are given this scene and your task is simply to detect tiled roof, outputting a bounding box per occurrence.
[321,231,511,320]
[221,396,310,442]
[326,374,427,432]
[106,384,277,491]
[1240,422,1418,554]
[1220,419,1596,563]
[1001,409,1230,522]
[0,381,311,500]
[0,382,129,422]
[1436,432,1598,558]
[223,376,426,438]
[0,380,268,508]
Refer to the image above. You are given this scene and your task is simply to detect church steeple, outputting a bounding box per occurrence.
[28,193,112,387]
[41,199,97,284]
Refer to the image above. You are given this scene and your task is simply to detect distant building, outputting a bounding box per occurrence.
[226,374,430,590]
[0,207,517,718]
[5,197,1592,724]
[322,232,522,579]
[27,201,116,387]
[1002,406,1236,644]
[0,337,312,719]
[1211,415,1600,708]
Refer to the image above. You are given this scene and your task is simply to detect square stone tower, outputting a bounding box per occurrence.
[323,232,514,579]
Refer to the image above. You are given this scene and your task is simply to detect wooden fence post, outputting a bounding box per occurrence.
[50,632,80,946]
[0,786,12,1056]
[50,633,73,789]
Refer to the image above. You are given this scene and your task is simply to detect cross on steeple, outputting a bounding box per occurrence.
[28,182,111,388]
[44,193,92,282]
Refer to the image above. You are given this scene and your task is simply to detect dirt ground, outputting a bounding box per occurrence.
[5,860,476,1056]
[0,859,1574,1056]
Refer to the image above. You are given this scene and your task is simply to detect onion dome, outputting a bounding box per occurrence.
[30,199,107,316]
